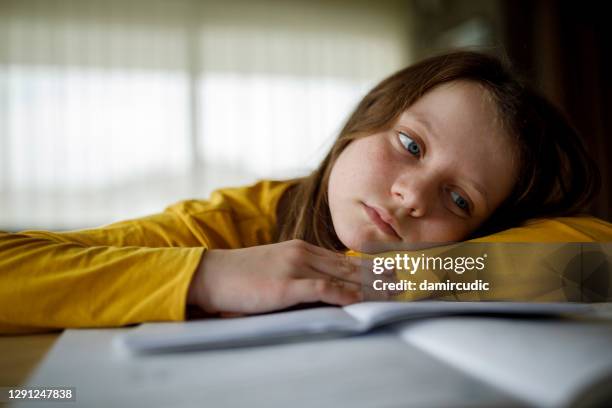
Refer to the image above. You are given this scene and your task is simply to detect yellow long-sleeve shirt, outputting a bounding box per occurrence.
[1,179,612,334]
[0,180,295,334]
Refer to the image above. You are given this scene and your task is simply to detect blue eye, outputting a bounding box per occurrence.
[450,191,469,211]
[398,132,421,156]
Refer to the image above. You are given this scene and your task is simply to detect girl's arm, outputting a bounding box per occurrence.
[0,209,207,334]
[0,182,267,334]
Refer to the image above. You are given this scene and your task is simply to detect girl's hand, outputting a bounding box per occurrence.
[187,239,365,316]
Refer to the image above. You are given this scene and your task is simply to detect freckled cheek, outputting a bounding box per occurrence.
[329,137,398,205]
[424,220,471,242]
[360,141,398,186]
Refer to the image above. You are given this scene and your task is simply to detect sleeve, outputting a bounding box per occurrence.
[0,209,209,334]
[0,179,293,334]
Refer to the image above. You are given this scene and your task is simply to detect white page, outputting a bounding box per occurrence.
[18,327,524,408]
[121,301,595,354]
[397,317,612,407]
[120,306,360,353]
[343,301,595,330]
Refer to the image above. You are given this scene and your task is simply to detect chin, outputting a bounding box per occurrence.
[338,235,364,253]
[338,231,395,254]
[336,228,368,253]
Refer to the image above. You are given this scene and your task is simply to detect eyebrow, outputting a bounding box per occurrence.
[467,180,489,213]
[410,114,437,141]
[404,114,490,213]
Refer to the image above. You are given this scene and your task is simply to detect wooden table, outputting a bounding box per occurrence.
[0,332,61,386]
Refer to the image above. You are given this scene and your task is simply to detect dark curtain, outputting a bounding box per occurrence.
[503,0,611,221]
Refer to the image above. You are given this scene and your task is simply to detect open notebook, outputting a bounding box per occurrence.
[22,301,612,408]
[117,301,596,354]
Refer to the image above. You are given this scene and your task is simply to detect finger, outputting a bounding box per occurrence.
[294,266,363,291]
[299,241,341,257]
[301,242,366,266]
[306,253,363,285]
[302,243,372,274]
[285,278,363,307]
[361,267,403,301]
[303,255,398,297]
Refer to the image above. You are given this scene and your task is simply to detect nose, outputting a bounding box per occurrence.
[390,172,436,218]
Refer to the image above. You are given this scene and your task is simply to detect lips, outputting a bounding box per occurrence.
[362,203,401,239]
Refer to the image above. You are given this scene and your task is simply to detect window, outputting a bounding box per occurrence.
[0,0,411,229]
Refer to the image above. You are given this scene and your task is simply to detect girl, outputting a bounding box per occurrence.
[0,51,608,334]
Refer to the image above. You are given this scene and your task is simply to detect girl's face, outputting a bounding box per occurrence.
[328,80,518,252]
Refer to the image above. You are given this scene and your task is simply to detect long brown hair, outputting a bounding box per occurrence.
[276,50,601,250]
